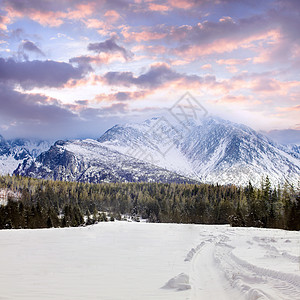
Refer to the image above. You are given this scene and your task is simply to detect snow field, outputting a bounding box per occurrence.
[0,222,299,300]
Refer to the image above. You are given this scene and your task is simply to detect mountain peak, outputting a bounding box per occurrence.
[2,117,300,187]
[96,116,300,187]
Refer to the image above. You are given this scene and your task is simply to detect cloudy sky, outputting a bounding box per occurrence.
[0,0,299,141]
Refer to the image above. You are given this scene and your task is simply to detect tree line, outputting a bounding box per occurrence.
[0,175,299,230]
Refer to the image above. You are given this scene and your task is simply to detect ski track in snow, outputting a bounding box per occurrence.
[0,223,299,300]
[189,237,239,299]
[184,229,300,300]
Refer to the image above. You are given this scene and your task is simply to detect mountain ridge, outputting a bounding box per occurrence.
[0,135,51,176]
[14,139,196,184]
[98,116,300,187]
[1,116,299,187]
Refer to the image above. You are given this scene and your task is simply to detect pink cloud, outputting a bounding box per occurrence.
[122,27,167,42]
[252,78,281,92]
[173,40,237,57]
[225,66,239,73]
[84,19,106,29]
[201,64,212,69]
[173,30,279,58]
[171,59,191,66]
[0,15,10,31]
[227,73,300,100]
[148,3,170,12]
[5,2,95,27]
[219,16,234,23]
[66,3,95,20]
[251,78,300,96]
[104,10,120,23]
[83,18,114,36]
[252,30,282,64]
[167,0,197,9]
[215,94,248,104]
[6,8,64,27]
[277,105,300,112]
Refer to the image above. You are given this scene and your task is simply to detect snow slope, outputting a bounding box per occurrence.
[0,222,299,300]
[0,135,52,175]
[98,116,300,187]
[15,139,195,183]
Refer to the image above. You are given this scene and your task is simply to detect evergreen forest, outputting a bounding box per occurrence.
[0,175,299,230]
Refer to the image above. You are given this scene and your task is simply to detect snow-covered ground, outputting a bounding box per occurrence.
[0,222,299,300]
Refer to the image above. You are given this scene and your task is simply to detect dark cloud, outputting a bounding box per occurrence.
[3,0,77,13]
[95,90,150,102]
[102,63,206,89]
[120,14,274,59]
[102,102,128,113]
[69,55,100,70]
[113,91,147,101]
[103,64,182,88]
[88,37,133,60]
[0,58,89,89]
[213,0,269,5]
[275,0,300,11]
[114,92,133,101]
[3,0,130,15]
[69,55,94,66]
[0,83,80,139]
[0,82,127,140]
[18,40,45,60]
[2,0,230,16]
[170,15,268,45]
[75,100,89,105]
[69,37,132,69]
[21,40,44,56]
[0,83,75,122]
[79,102,129,116]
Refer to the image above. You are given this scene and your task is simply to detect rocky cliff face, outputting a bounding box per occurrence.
[14,139,196,184]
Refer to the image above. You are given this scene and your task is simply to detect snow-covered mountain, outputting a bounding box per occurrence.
[15,139,195,184]
[7,116,300,186]
[98,116,300,187]
[0,135,51,175]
